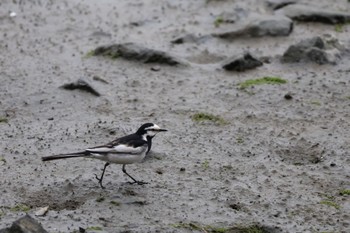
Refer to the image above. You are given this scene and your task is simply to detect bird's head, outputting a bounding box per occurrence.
[136,123,167,139]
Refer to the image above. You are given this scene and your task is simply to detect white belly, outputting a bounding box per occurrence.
[89,151,147,164]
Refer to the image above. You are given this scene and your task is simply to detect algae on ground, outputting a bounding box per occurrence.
[320,200,340,209]
[214,16,224,27]
[339,189,350,196]
[202,159,210,170]
[171,222,270,233]
[231,225,272,233]
[0,117,8,123]
[86,226,103,231]
[110,200,120,206]
[10,204,31,212]
[335,24,343,32]
[0,156,6,164]
[239,76,287,89]
[192,112,227,125]
[84,50,95,59]
[171,222,229,233]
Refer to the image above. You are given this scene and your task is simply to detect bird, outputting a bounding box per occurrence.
[42,123,167,188]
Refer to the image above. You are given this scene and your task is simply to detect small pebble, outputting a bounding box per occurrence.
[151,66,161,71]
[284,93,293,100]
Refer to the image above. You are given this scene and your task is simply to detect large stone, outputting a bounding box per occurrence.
[276,4,350,24]
[93,42,183,66]
[61,79,101,97]
[281,36,345,65]
[213,15,293,39]
[222,53,263,71]
[265,0,298,10]
[0,215,48,233]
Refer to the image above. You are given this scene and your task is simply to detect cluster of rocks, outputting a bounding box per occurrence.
[92,42,183,66]
[281,35,345,65]
[61,1,349,97]
[86,1,349,74]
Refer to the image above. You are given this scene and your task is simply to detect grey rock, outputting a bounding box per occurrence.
[93,42,183,66]
[61,79,101,97]
[281,36,345,64]
[171,34,211,44]
[222,53,263,71]
[276,4,350,24]
[213,15,293,39]
[0,215,48,233]
[215,7,250,24]
[265,0,298,10]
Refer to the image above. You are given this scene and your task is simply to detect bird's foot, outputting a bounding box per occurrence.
[94,174,106,189]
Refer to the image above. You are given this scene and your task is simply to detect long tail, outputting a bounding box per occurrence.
[42,151,88,161]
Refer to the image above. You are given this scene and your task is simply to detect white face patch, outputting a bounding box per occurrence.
[145,124,161,137]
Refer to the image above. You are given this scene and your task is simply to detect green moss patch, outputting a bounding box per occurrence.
[192,112,227,125]
[339,189,350,196]
[202,159,210,170]
[239,76,287,89]
[86,226,103,231]
[171,223,271,233]
[335,24,343,32]
[110,200,120,206]
[0,117,8,123]
[320,200,340,209]
[0,156,6,164]
[214,17,224,27]
[232,225,270,233]
[10,204,31,212]
[84,50,95,58]
[171,223,229,233]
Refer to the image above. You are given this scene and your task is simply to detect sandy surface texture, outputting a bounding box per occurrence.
[0,0,349,232]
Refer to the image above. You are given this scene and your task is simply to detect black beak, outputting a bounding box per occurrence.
[158,129,167,132]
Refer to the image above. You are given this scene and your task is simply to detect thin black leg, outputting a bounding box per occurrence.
[95,162,110,189]
[122,164,148,185]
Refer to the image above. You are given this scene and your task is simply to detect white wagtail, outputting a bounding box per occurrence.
[42,123,167,188]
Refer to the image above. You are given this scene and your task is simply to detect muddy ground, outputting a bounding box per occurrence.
[0,0,349,232]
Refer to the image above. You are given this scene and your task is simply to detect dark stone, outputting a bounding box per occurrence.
[265,0,298,10]
[222,53,263,71]
[213,15,293,39]
[281,36,343,64]
[306,48,330,65]
[284,93,293,100]
[228,202,242,211]
[61,79,100,97]
[171,34,210,44]
[0,215,48,233]
[93,43,183,66]
[276,4,350,24]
